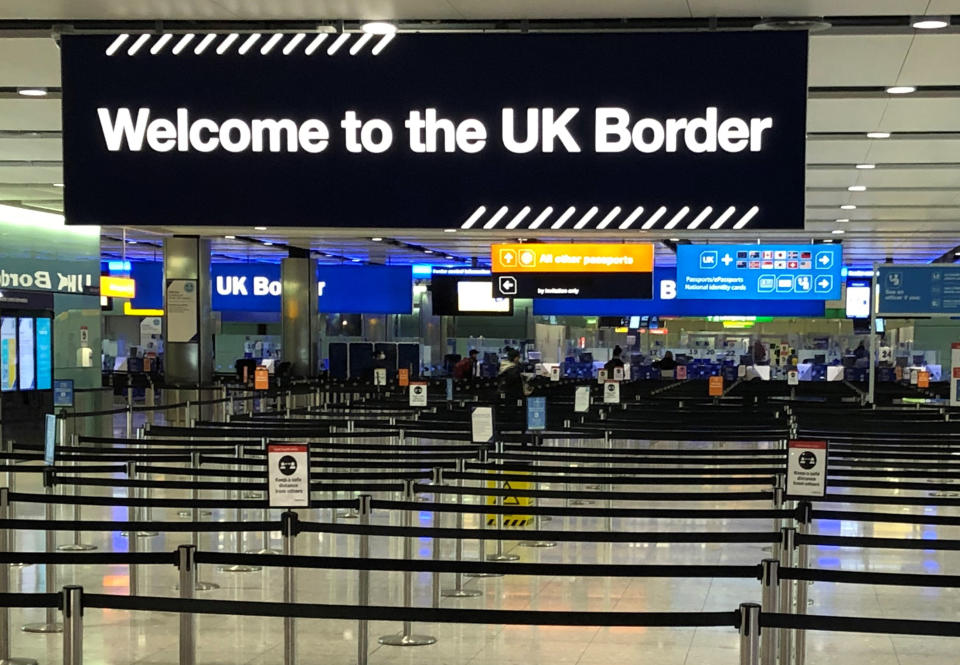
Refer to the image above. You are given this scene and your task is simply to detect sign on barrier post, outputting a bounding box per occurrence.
[408,382,428,407]
[398,369,409,387]
[613,366,624,381]
[550,366,561,382]
[597,369,608,384]
[918,371,930,389]
[373,368,387,386]
[951,343,960,407]
[603,380,620,404]
[445,378,454,401]
[787,370,799,386]
[574,386,591,413]
[485,471,533,527]
[54,379,74,408]
[471,406,494,444]
[43,414,56,466]
[786,440,827,498]
[254,367,269,391]
[675,365,687,380]
[526,396,546,431]
[267,444,309,508]
[708,375,724,397]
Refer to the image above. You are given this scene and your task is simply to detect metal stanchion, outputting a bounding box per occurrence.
[357,495,371,665]
[58,435,95,552]
[249,440,278,554]
[739,602,761,665]
[23,470,62,633]
[125,387,134,439]
[220,445,260,573]
[61,586,83,665]
[466,448,500,578]
[431,469,443,609]
[282,511,297,665]
[177,452,218,591]
[770,483,784,561]
[759,559,779,665]
[177,545,197,665]
[794,503,812,665]
[0,488,39,664]
[778,527,796,665]
[443,460,482,597]
[524,434,555,549]
[378,481,436,647]
[487,441,518,562]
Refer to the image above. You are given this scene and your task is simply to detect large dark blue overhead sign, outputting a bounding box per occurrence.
[61,32,807,231]
[212,264,412,314]
[877,265,960,316]
[532,268,825,317]
[676,245,842,300]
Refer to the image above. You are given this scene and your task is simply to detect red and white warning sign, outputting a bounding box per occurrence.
[786,440,827,498]
[267,444,310,508]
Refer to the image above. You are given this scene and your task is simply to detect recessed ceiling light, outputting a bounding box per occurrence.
[351,258,362,262]
[254,226,267,231]
[370,237,382,242]
[263,241,273,246]
[847,185,867,192]
[836,218,850,223]
[832,229,845,235]
[443,228,457,233]
[17,87,47,97]
[444,255,454,260]
[424,249,433,253]
[669,238,680,242]
[840,204,857,210]
[866,132,891,139]
[856,164,875,169]
[885,86,916,95]
[224,235,235,239]
[127,240,138,244]
[361,21,397,35]
[823,239,834,243]
[53,183,64,187]
[912,16,949,30]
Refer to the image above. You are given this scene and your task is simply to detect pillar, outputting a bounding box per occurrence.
[163,236,213,388]
[282,253,319,378]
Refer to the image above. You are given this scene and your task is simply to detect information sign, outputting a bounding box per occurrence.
[471,406,495,443]
[373,368,387,386]
[918,371,930,389]
[787,370,799,386]
[44,413,57,465]
[708,375,724,396]
[603,380,620,404]
[597,369,608,384]
[877,265,960,316]
[574,386,591,413]
[53,379,75,408]
[409,382,428,407]
[526,396,547,431]
[445,377,454,401]
[676,244,841,300]
[398,369,409,387]
[675,365,687,380]
[267,444,310,507]
[951,343,960,407]
[613,366,624,381]
[549,366,560,382]
[786,440,827,498]
[254,367,269,391]
[165,279,198,342]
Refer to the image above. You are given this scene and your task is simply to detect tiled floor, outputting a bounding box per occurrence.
[4,422,959,664]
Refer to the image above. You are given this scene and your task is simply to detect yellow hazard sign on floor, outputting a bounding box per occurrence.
[486,470,533,527]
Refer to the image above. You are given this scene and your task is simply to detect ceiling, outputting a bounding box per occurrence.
[2,1,960,269]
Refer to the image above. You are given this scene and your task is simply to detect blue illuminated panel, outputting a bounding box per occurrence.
[877,265,960,316]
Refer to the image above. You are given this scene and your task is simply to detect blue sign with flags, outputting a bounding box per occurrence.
[676,244,841,300]
[53,379,74,408]
[532,268,825,316]
[877,265,960,316]
[526,396,547,431]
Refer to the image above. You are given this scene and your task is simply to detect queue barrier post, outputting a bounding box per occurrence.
[61,586,83,665]
[282,510,298,665]
[357,495,372,665]
[778,527,796,665]
[738,602,760,665]
[22,469,63,634]
[443,459,482,597]
[759,559,779,665]
[59,434,96,552]
[771,483,784,561]
[794,502,813,665]
[466,447,500,577]
[378,480,436,647]
[431,468,443,609]
[487,440,519,562]
[126,387,134,439]
[177,545,196,665]
[183,451,218,591]
[0,487,40,665]
[220,445,260,573]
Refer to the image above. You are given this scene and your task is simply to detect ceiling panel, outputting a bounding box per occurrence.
[445,0,689,19]
[0,99,61,131]
[688,0,931,16]
[0,39,61,87]
[0,138,63,161]
[865,139,960,163]
[898,34,960,86]
[879,99,960,132]
[0,165,61,183]
[808,35,912,87]
[806,189,960,205]
[807,99,888,133]
[806,140,873,163]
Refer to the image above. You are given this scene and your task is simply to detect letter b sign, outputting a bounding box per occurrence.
[660,280,676,300]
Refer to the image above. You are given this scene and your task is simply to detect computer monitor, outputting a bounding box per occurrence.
[739,354,753,365]
[913,354,925,366]
[814,354,826,364]
[527,350,542,361]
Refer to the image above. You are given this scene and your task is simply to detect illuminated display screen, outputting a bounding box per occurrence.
[36,318,52,390]
[0,318,16,392]
[18,318,35,390]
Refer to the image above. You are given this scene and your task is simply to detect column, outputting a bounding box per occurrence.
[163,236,213,399]
[282,250,319,378]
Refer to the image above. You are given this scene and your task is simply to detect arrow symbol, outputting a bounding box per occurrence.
[818,279,830,288]
[819,255,830,265]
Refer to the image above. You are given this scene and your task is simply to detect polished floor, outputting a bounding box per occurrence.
[3,416,959,664]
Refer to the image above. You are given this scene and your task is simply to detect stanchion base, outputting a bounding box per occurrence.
[568,500,595,506]
[584,484,602,490]
[21,622,62,634]
[174,580,220,591]
[337,511,359,519]
[120,531,159,538]
[523,541,557,548]
[57,543,97,551]
[217,564,262,573]
[486,553,520,562]
[244,548,281,555]
[378,634,437,647]
[243,492,264,500]
[177,510,213,518]
[441,588,482,598]
[0,656,40,664]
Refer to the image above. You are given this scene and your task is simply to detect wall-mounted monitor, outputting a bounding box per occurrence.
[18,318,35,391]
[846,282,871,319]
[0,318,15,392]
[431,274,513,316]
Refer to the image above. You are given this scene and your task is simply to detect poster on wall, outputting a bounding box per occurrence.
[17,318,35,391]
[165,279,198,343]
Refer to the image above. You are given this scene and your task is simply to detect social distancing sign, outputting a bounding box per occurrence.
[603,380,620,403]
[786,440,827,498]
[267,444,310,508]
[486,471,533,527]
[409,382,428,407]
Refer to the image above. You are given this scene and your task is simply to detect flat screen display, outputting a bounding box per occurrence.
[18,318,35,390]
[0,318,16,392]
[846,285,871,319]
[457,281,510,313]
[36,318,52,390]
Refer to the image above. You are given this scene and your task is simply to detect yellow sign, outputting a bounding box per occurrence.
[918,371,930,389]
[254,367,269,391]
[486,471,533,528]
[123,302,164,316]
[491,243,654,273]
[101,276,136,299]
[708,375,724,397]
[398,368,409,387]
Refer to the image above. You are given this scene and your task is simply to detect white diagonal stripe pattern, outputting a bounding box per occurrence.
[350,33,374,55]
[596,206,621,230]
[528,207,554,230]
[732,206,760,229]
[460,206,487,230]
[194,33,218,55]
[574,206,600,230]
[483,206,510,229]
[127,34,151,56]
[505,206,532,230]
[304,34,329,55]
[618,206,645,230]
[259,33,284,55]
[456,204,761,230]
[108,32,397,56]
[327,33,351,55]
[105,34,129,56]
[171,34,195,55]
[551,206,577,229]
[709,206,737,230]
[641,206,668,230]
[216,33,239,55]
[663,206,690,230]
[686,206,714,230]
[150,34,174,54]
[371,34,395,55]
[283,33,306,55]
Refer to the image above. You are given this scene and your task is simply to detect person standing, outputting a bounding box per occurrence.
[453,349,479,380]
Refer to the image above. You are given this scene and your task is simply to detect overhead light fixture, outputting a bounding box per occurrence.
[224,235,235,239]
[912,16,949,29]
[823,239,834,243]
[885,86,916,95]
[840,204,857,210]
[361,21,397,35]
[370,237,382,242]
[866,131,891,139]
[856,164,876,169]
[254,226,267,231]
[53,183,64,187]
[669,238,680,242]
[127,240,138,244]
[444,255,454,260]
[836,218,850,223]
[832,229,845,235]
[17,87,47,97]
[443,229,457,233]
[263,241,273,246]
[847,185,867,192]
[424,249,433,254]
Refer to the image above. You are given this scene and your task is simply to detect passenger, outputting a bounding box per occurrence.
[453,349,479,380]
[603,345,625,374]
[854,341,867,360]
[752,339,767,364]
[657,350,677,371]
[497,348,526,399]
